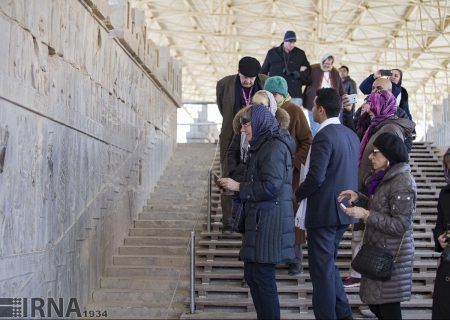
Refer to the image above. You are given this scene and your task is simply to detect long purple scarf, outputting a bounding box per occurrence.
[359,90,397,166]
[368,169,388,197]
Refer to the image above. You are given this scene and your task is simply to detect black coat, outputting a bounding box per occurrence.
[261,44,310,98]
[342,76,357,95]
[433,184,450,252]
[239,129,296,264]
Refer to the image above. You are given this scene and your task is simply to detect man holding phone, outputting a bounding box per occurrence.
[295,88,359,319]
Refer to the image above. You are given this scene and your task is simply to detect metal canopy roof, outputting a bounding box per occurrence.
[132,0,449,120]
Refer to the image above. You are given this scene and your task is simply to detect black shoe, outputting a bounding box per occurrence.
[222,226,233,234]
[288,263,302,275]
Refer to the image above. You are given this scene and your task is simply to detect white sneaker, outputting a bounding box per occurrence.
[359,306,376,318]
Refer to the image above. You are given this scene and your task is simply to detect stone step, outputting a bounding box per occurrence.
[194,283,434,295]
[205,221,437,232]
[195,259,438,273]
[195,248,441,260]
[92,288,188,304]
[106,265,189,278]
[113,255,188,266]
[193,297,433,309]
[146,204,205,211]
[197,239,435,249]
[196,270,436,282]
[139,211,206,221]
[130,228,200,237]
[86,303,184,319]
[181,310,432,320]
[200,230,434,241]
[100,277,189,290]
[119,245,188,256]
[124,236,189,246]
[134,219,199,229]
[91,143,218,319]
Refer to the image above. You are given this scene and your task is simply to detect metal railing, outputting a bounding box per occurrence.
[189,142,220,314]
[207,169,212,233]
[190,231,196,314]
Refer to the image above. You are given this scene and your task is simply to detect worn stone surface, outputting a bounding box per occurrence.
[0,0,180,310]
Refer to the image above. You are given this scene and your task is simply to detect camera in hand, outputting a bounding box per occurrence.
[440,224,450,263]
[380,69,392,76]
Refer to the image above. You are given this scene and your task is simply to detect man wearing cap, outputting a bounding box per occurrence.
[216,56,268,233]
[264,76,312,275]
[261,31,310,109]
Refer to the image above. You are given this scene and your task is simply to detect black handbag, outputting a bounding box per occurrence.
[232,201,245,233]
[351,229,405,281]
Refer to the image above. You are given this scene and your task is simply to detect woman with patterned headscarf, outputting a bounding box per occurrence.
[432,147,450,319]
[358,89,415,193]
[218,104,296,320]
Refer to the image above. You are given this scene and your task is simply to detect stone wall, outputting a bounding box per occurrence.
[0,0,180,308]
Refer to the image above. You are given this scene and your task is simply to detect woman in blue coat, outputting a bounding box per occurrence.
[218,104,296,320]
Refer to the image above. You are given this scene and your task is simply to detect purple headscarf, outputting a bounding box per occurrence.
[359,90,397,166]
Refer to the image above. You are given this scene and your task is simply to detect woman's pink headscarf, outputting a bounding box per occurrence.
[359,90,397,166]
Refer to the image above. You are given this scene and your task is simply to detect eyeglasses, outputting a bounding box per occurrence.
[240,117,250,125]
[371,149,381,155]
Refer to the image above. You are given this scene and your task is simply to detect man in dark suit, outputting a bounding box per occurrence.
[216,57,267,233]
[296,88,359,319]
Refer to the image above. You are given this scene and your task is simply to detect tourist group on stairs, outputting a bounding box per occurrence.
[214,29,440,320]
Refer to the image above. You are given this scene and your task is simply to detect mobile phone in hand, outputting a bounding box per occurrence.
[338,195,351,210]
[347,94,357,104]
[380,69,392,76]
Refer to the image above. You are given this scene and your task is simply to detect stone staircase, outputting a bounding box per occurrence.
[182,141,446,320]
[88,143,218,319]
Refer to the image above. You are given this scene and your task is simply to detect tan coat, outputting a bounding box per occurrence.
[216,74,268,165]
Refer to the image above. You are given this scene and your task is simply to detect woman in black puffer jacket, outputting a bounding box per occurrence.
[339,132,416,320]
[218,104,296,320]
[432,147,450,319]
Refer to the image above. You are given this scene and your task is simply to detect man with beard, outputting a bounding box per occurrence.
[303,54,344,136]
[261,31,310,109]
[216,56,267,233]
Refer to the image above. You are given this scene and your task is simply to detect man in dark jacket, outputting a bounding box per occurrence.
[296,88,359,319]
[339,66,357,96]
[339,66,357,112]
[216,57,267,233]
[261,31,310,108]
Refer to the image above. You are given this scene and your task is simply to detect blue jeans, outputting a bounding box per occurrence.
[244,262,280,320]
[290,97,303,108]
[307,109,320,136]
